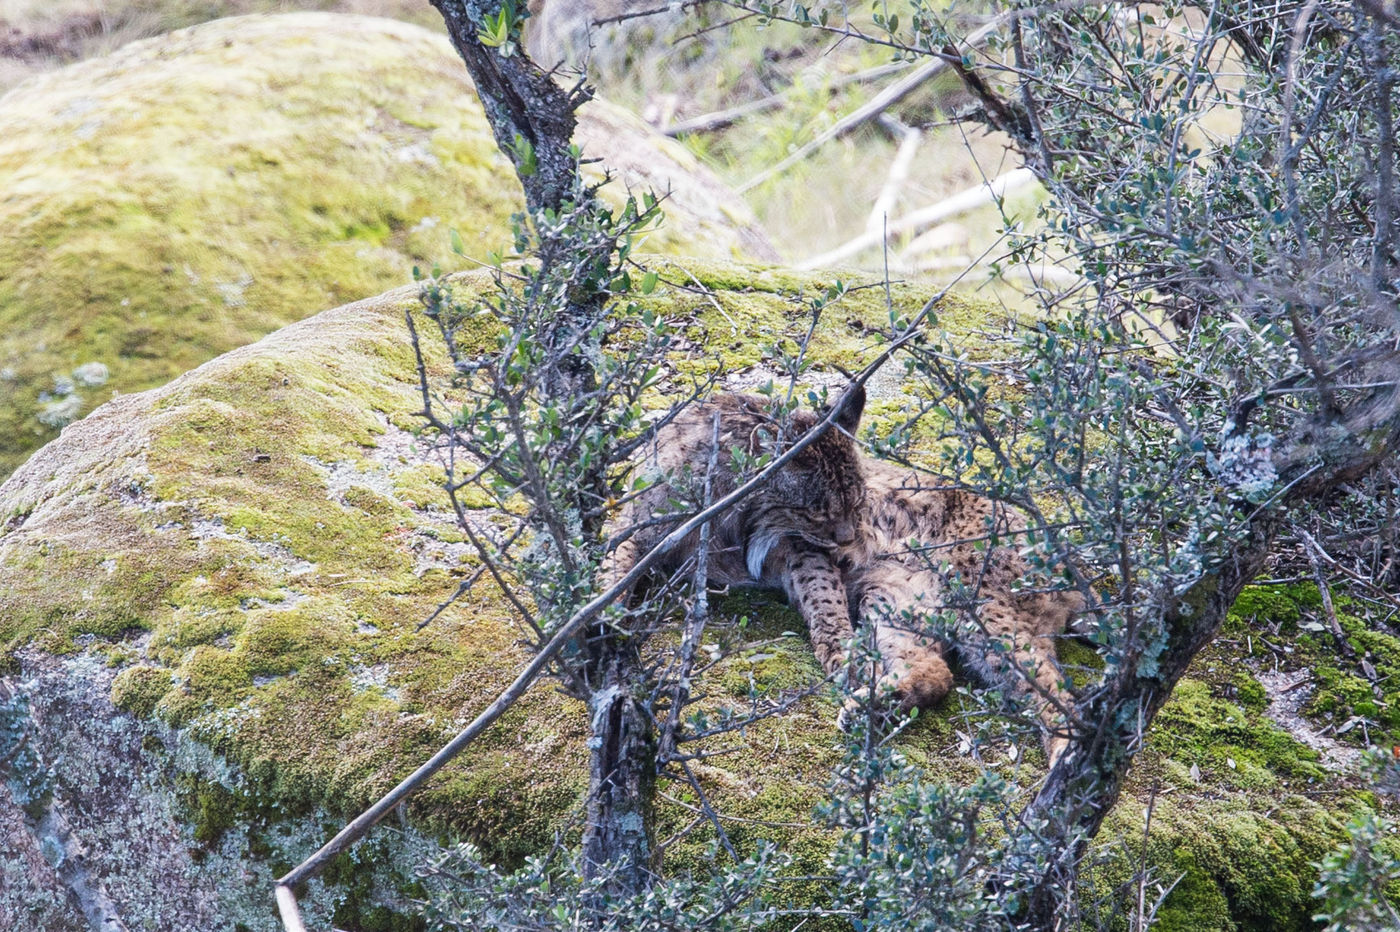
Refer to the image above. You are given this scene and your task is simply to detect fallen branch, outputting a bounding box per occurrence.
[663,60,913,136]
[1300,529,1358,659]
[866,118,922,238]
[737,16,1007,193]
[801,167,1036,269]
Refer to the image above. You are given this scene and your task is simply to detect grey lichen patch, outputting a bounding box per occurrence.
[2,650,434,932]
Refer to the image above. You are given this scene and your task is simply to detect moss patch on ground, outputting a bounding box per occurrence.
[0,261,1386,926]
[1221,583,1400,750]
[0,11,775,478]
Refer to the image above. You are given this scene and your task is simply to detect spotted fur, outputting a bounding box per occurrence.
[837,458,1084,764]
[600,388,867,600]
[603,389,1081,766]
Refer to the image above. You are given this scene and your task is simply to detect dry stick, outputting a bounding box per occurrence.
[663,60,913,136]
[865,119,922,239]
[270,318,939,927]
[736,17,1007,194]
[801,167,1035,269]
[1302,528,1400,613]
[274,887,308,932]
[1299,529,1358,660]
[658,413,720,762]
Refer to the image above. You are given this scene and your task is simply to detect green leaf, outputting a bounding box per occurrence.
[449,228,465,256]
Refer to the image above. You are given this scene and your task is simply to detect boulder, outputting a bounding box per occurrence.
[0,12,776,478]
[0,260,1375,929]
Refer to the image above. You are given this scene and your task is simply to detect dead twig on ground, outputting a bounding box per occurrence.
[1300,528,1358,659]
[801,168,1036,269]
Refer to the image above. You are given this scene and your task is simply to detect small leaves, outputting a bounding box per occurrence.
[476,0,528,56]
[508,134,537,178]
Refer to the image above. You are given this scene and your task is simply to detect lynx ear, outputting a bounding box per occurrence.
[833,383,865,434]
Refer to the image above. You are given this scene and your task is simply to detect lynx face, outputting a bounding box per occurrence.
[741,396,867,579]
[602,385,866,596]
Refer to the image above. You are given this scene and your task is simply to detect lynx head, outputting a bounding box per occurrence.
[745,384,867,578]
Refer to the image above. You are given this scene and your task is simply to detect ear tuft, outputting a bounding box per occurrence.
[834,383,865,434]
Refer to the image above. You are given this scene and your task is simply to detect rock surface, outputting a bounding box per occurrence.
[0,11,775,478]
[0,260,1383,929]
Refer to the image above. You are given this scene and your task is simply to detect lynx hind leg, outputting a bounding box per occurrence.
[843,563,953,726]
[957,590,1074,766]
[781,546,854,675]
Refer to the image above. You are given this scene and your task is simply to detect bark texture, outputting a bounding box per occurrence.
[582,645,658,897]
[429,0,657,897]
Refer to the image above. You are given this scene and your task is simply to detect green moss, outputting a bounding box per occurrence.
[1152,678,1326,787]
[0,258,1368,928]
[111,665,174,718]
[343,485,404,518]
[1246,594,1400,745]
[1093,795,1345,932]
[323,838,429,932]
[0,13,773,479]
[176,645,253,712]
[1056,637,1105,690]
[178,774,241,848]
[1151,853,1238,932]
[1231,671,1268,713]
[1224,584,1318,635]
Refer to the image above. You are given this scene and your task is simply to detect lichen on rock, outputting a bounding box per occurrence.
[0,259,944,926]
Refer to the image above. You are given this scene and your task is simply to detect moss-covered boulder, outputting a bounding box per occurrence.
[0,260,1382,929]
[0,11,776,478]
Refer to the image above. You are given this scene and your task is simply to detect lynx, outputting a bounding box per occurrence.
[602,387,1080,765]
[599,387,867,602]
[740,455,1081,764]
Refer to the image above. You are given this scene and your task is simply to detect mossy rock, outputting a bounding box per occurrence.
[0,11,777,479]
[0,261,1381,927]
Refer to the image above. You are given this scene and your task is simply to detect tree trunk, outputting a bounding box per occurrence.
[430,0,656,903]
[581,637,657,900]
[1018,526,1277,928]
[430,0,603,410]
[428,0,588,217]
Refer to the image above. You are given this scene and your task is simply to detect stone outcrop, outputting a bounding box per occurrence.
[0,260,1381,928]
[0,12,775,477]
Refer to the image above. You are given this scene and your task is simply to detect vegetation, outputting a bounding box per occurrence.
[386,0,1400,929]
[1,1,1398,930]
